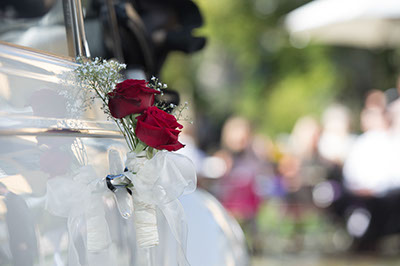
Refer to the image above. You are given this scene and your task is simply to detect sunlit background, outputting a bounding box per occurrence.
[162,0,400,265]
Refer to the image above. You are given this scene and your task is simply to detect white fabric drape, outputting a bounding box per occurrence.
[46,166,111,266]
[125,150,197,266]
[45,150,196,266]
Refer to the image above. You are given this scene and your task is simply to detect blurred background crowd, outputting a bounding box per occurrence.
[159,0,400,264]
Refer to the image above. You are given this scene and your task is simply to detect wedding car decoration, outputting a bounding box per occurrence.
[50,58,196,265]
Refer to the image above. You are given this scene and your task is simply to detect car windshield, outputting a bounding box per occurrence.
[0,0,69,56]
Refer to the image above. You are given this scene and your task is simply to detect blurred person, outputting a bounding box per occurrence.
[343,91,390,195]
[387,74,400,135]
[250,134,277,198]
[287,116,323,190]
[312,104,357,245]
[388,95,400,135]
[0,182,38,266]
[217,117,262,220]
[318,104,355,173]
[216,116,270,253]
[290,116,320,161]
[278,154,302,195]
[275,116,323,252]
[385,75,400,187]
[364,89,387,111]
[331,89,400,251]
[315,103,356,224]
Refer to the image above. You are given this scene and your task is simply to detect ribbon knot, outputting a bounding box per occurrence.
[105,174,132,195]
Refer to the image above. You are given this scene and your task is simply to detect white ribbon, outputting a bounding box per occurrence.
[124,150,197,266]
[45,150,196,266]
[45,166,111,266]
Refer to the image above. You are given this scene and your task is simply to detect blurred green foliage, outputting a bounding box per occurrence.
[161,0,399,144]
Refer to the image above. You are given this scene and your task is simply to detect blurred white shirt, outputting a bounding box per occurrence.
[343,129,400,196]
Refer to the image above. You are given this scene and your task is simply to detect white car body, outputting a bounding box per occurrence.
[0,1,249,265]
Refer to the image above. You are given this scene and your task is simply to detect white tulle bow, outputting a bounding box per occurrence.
[124,150,197,266]
[45,166,111,266]
[45,149,196,266]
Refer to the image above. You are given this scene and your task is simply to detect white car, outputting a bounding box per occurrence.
[0,0,248,265]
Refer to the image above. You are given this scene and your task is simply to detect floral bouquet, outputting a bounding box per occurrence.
[71,58,196,265]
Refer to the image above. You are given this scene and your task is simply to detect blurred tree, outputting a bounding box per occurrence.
[161,0,399,149]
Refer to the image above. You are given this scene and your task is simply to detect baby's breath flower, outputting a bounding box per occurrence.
[75,60,186,150]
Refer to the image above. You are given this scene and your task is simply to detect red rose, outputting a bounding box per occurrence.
[135,106,185,151]
[108,79,160,118]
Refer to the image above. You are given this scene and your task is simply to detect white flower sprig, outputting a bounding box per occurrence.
[75,57,138,149]
[75,58,189,152]
[75,57,126,101]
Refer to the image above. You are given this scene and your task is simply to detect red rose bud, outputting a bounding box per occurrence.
[135,106,185,151]
[108,79,161,118]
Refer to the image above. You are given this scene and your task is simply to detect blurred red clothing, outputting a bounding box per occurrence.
[219,156,262,220]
